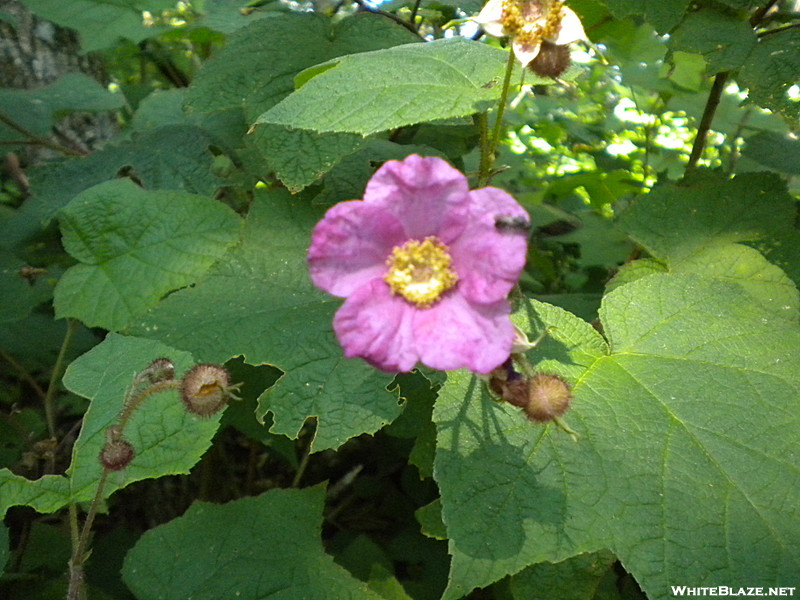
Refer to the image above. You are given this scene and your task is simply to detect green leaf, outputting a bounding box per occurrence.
[416,499,447,540]
[509,550,618,600]
[618,170,800,314]
[122,486,385,600]
[18,0,172,51]
[0,333,223,518]
[0,250,55,323]
[193,0,282,34]
[1,125,228,249]
[249,125,367,192]
[256,37,510,136]
[434,278,800,598]
[0,523,7,572]
[604,0,689,33]
[62,334,224,502]
[311,139,446,206]
[127,190,401,452]
[0,470,71,519]
[0,73,125,144]
[668,8,757,74]
[186,12,419,189]
[739,29,800,117]
[741,131,800,175]
[54,179,241,331]
[186,12,421,120]
[619,171,797,265]
[130,89,248,150]
[673,244,799,319]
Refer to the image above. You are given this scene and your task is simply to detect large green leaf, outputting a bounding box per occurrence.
[509,550,618,600]
[256,37,510,136]
[0,125,228,250]
[127,189,401,452]
[186,12,419,190]
[618,170,800,311]
[249,125,367,192]
[434,277,800,598]
[742,131,800,175]
[54,179,241,331]
[739,29,800,117]
[668,8,757,74]
[0,250,55,323]
[186,12,421,120]
[0,73,124,145]
[19,0,172,51]
[122,486,384,600]
[0,334,221,517]
[604,0,689,32]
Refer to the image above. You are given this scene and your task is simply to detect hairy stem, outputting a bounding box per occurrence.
[67,469,111,600]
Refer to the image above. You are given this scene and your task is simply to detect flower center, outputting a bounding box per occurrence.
[502,0,564,45]
[384,237,458,308]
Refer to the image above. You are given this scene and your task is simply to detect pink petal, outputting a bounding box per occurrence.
[333,279,420,372]
[308,201,406,298]
[414,293,515,373]
[450,187,529,305]
[363,155,469,243]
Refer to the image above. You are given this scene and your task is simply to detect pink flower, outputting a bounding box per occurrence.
[308,154,529,374]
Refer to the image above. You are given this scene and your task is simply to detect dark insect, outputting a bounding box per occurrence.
[494,215,530,234]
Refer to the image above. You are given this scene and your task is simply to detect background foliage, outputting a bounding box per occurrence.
[1,0,799,598]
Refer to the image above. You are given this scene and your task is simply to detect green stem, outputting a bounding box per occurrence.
[475,112,491,185]
[67,469,111,600]
[43,319,78,440]
[479,48,517,186]
[686,71,729,173]
[0,111,85,157]
[1,350,46,401]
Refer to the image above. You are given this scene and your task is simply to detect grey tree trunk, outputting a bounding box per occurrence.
[0,0,116,161]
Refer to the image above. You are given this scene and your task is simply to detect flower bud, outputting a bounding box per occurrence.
[180,364,235,417]
[529,41,571,78]
[523,372,572,422]
[100,438,135,471]
[142,357,175,384]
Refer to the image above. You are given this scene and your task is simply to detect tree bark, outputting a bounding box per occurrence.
[0,0,117,161]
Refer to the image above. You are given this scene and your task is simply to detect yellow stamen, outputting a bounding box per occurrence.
[501,0,564,46]
[384,237,458,308]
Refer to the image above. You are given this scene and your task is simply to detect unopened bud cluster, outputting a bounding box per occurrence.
[489,358,572,423]
[99,358,241,471]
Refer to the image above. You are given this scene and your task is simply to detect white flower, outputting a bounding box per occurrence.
[475,0,586,68]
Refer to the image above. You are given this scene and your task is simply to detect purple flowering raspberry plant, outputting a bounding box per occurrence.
[308,154,529,374]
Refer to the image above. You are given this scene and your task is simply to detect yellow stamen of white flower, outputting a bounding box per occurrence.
[384,237,458,308]
[475,0,586,67]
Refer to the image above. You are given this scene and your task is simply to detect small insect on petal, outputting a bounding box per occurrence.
[494,215,531,234]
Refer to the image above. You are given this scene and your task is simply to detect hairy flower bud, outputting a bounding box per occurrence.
[523,372,572,422]
[100,438,135,471]
[180,364,236,417]
[142,357,175,384]
[528,41,571,78]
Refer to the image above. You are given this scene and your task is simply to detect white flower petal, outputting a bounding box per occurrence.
[512,38,542,67]
[549,6,586,44]
[474,0,507,36]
